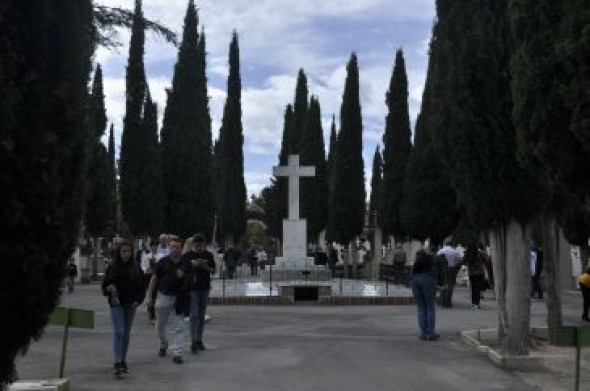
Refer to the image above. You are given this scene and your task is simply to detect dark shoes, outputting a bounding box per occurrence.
[120,362,129,373]
[158,348,166,357]
[113,363,122,377]
[419,336,427,341]
[172,355,183,364]
[427,334,440,341]
[191,340,207,353]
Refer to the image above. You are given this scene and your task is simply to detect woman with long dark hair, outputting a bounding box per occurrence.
[411,249,439,341]
[102,240,146,376]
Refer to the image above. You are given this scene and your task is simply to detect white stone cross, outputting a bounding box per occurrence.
[381,245,387,259]
[273,155,315,220]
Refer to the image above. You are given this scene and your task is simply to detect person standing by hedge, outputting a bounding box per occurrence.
[102,240,146,376]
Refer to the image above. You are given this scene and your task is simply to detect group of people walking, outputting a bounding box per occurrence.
[101,233,216,376]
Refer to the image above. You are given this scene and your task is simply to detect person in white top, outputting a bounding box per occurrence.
[437,241,463,307]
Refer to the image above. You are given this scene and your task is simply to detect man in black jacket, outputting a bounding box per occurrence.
[183,234,215,353]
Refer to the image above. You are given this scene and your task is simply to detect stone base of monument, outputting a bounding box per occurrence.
[8,379,69,391]
[260,257,331,281]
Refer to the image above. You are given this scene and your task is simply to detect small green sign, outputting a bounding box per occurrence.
[50,307,94,329]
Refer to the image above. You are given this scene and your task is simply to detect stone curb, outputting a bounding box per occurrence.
[8,379,69,391]
[208,296,414,306]
[460,328,546,371]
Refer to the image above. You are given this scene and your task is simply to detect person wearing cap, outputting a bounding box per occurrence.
[182,233,216,353]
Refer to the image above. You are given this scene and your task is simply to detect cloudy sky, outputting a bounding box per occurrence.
[95,0,436,197]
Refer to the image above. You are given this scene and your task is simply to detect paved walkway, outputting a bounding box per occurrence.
[13,284,588,391]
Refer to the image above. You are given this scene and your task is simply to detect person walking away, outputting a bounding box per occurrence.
[223,246,239,279]
[102,240,146,376]
[579,267,590,321]
[532,245,544,299]
[182,234,216,353]
[463,245,486,309]
[437,241,462,307]
[66,259,78,293]
[248,248,258,277]
[411,249,439,341]
[146,236,190,364]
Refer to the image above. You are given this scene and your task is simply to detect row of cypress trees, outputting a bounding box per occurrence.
[116,0,246,242]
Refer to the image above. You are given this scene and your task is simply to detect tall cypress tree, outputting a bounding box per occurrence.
[330,53,366,245]
[326,115,338,186]
[217,31,246,245]
[379,49,412,240]
[0,0,94,385]
[119,0,146,236]
[291,69,309,154]
[368,147,383,233]
[139,90,165,236]
[400,58,457,244]
[325,116,338,243]
[107,124,118,234]
[161,0,214,238]
[264,105,294,241]
[431,0,540,355]
[300,96,328,243]
[86,65,110,239]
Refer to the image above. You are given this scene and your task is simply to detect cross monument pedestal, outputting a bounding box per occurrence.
[263,155,330,280]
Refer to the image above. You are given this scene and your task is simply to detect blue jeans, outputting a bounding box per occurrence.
[110,306,136,364]
[189,290,209,342]
[412,274,437,338]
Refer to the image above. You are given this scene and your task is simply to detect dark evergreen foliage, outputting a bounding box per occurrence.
[264,105,294,240]
[509,0,590,245]
[107,124,118,234]
[217,31,247,244]
[86,65,110,237]
[93,5,177,49]
[161,0,214,238]
[291,69,309,154]
[379,49,412,239]
[325,116,338,243]
[139,91,165,236]
[368,147,382,232]
[400,44,458,244]
[330,54,366,244]
[0,0,95,386]
[430,0,540,231]
[119,0,147,236]
[300,96,328,243]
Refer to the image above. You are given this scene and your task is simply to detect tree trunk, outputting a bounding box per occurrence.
[505,219,531,355]
[580,245,590,271]
[489,224,508,341]
[343,245,350,279]
[351,244,358,279]
[92,237,100,278]
[373,227,383,279]
[542,212,562,330]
